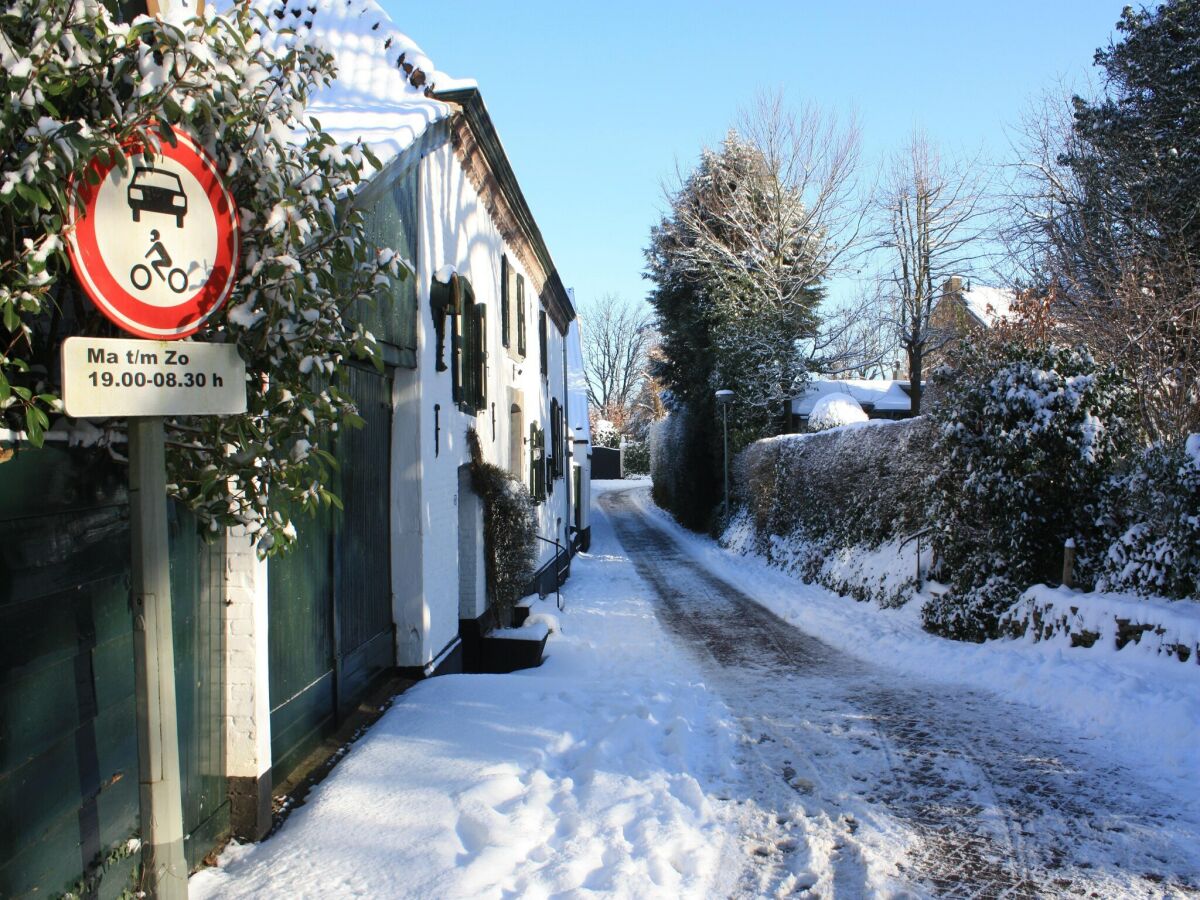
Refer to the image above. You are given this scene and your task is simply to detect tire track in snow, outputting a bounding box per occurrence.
[601,487,1200,898]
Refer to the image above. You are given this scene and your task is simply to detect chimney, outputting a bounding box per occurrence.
[942,275,963,299]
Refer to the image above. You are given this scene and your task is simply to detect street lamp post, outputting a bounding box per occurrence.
[715,389,734,518]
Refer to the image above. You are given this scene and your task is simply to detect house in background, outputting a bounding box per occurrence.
[0,2,589,896]
[927,275,1017,366]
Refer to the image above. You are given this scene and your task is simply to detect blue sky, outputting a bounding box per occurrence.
[382,1,1125,312]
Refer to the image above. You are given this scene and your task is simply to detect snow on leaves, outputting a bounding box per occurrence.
[0,0,408,552]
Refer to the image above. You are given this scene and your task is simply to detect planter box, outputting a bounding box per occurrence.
[478,623,549,674]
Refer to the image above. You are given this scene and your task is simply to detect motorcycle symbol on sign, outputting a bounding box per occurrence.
[130,229,188,295]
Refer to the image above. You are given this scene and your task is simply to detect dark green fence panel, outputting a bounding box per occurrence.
[167,505,229,869]
[267,364,394,785]
[267,500,335,785]
[334,366,394,710]
[0,447,227,898]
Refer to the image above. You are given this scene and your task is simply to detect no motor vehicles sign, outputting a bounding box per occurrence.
[66,130,240,340]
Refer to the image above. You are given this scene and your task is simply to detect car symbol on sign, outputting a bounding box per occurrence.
[127,167,188,228]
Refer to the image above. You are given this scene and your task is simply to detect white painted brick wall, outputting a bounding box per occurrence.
[222,529,271,780]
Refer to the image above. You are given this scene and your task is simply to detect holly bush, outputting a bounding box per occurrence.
[924,341,1135,640]
[0,0,405,551]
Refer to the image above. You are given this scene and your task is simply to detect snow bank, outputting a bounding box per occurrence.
[1003,585,1200,665]
[191,489,744,899]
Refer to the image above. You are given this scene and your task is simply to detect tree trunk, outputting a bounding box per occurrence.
[908,345,923,416]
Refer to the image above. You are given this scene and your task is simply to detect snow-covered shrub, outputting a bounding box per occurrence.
[808,393,868,431]
[593,419,621,449]
[622,438,650,475]
[467,429,536,626]
[730,417,934,605]
[0,1,406,551]
[1091,436,1200,600]
[924,342,1135,641]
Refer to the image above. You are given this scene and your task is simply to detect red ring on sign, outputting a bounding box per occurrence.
[65,130,241,340]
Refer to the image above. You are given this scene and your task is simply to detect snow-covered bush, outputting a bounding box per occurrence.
[729,417,934,605]
[924,342,1135,641]
[807,393,868,431]
[0,1,404,552]
[621,438,650,475]
[1091,436,1200,600]
[467,429,536,626]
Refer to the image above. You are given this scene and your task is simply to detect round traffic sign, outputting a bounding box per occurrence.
[66,130,241,340]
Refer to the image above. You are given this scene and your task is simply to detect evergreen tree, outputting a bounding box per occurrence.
[1014,0,1200,440]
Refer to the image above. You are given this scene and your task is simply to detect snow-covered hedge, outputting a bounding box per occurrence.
[650,409,720,530]
[1092,436,1200,600]
[924,343,1135,641]
[726,417,933,606]
[1001,585,1199,665]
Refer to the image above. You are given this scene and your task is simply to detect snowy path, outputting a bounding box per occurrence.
[602,486,1200,898]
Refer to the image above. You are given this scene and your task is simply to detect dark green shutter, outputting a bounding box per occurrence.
[500,257,511,349]
[538,309,548,377]
[450,277,463,405]
[529,423,546,502]
[475,302,487,412]
[516,275,526,357]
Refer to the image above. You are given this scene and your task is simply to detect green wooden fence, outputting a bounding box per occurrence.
[267,364,394,786]
[0,445,227,898]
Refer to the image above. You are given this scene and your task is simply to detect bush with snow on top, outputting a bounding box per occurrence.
[807,393,868,431]
[924,341,1135,641]
[1092,436,1200,600]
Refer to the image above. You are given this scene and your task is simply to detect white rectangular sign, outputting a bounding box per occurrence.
[62,336,247,418]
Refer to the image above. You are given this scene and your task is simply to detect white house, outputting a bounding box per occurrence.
[220,0,586,841]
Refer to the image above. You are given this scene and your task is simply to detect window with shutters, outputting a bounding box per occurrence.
[549,397,565,480]
[446,275,487,415]
[529,422,546,502]
[538,308,548,378]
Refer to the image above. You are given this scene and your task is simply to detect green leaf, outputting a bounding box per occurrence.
[24,407,45,448]
[2,304,18,333]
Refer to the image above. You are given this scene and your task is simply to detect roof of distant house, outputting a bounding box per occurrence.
[257,0,466,170]
[959,285,1016,328]
[791,379,912,417]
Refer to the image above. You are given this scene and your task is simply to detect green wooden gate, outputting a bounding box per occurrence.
[267,364,394,785]
[0,446,228,898]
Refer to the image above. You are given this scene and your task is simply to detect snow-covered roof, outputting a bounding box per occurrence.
[791,379,912,417]
[566,320,591,444]
[257,0,460,170]
[960,285,1015,328]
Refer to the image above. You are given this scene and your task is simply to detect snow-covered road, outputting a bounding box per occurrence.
[602,485,1200,898]
[191,481,1199,899]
